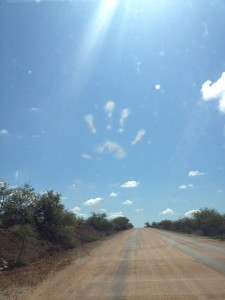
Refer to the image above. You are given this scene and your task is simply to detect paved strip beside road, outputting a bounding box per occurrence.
[24,229,225,300]
[157,230,225,276]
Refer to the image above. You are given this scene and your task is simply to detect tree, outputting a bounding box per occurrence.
[34,190,65,240]
[149,208,225,238]
[0,182,11,222]
[0,183,37,228]
[193,208,224,236]
[87,212,112,233]
[144,222,151,228]
[112,217,133,231]
[34,191,78,248]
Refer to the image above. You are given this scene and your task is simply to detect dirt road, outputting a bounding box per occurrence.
[24,229,225,299]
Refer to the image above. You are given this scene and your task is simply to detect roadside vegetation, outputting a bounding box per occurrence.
[0,181,133,268]
[145,208,225,239]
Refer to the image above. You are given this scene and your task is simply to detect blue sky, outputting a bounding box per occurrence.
[0,0,225,227]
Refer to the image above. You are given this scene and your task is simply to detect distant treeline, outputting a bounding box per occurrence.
[0,182,133,251]
[145,208,225,238]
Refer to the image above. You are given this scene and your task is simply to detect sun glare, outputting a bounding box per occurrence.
[72,0,119,97]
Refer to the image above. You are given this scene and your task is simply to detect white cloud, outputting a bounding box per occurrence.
[201,72,225,113]
[101,209,107,213]
[71,179,82,190]
[81,153,92,160]
[132,129,146,145]
[83,197,102,206]
[184,209,200,218]
[70,206,81,214]
[30,107,39,112]
[0,129,9,136]
[135,60,142,75]
[121,180,139,188]
[108,211,124,219]
[188,170,205,177]
[104,101,115,118]
[97,140,126,159]
[110,192,117,197]
[178,184,193,189]
[122,200,133,205]
[119,108,130,132]
[77,213,88,219]
[85,114,97,134]
[135,209,143,212]
[160,208,175,215]
[104,101,115,130]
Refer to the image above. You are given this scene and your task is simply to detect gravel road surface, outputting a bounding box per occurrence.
[24,229,225,300]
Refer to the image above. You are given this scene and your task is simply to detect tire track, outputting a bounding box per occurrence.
[111,229,139,299]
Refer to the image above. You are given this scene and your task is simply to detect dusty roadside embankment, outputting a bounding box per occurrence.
[0,236,104,300]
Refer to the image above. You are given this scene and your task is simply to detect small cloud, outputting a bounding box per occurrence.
[101,209,107,213]
[30,107,39,112]
[217,189,223,193]
[109,211,124,219]
[88,184,96,190]
[104,101,115,118]
[85,114,97,134]
[122,200,133,205]
[188,170,205,177]
[135,209,143,212]
[81,153,92,160]
[0,129,9,136]
[184,209,200,218]
[121,180,139,188]
[178,184,193,189]
[97,140,126,159]
[132,129,146,145]
[160,208,175,215]
[119,108,130,132]
[83,197,102,206]
[104,101,115,130]
[70,206,81,214]
[110,192,118,197]
[71,179,82,190]
[79,213,89,219]
[155,84,161,90]
[201,72,225,113]
[135,60,142,75]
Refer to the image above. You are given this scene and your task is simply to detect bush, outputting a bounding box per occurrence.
[87,213,113,233]
[55,226,77,249]
[112,217,133,231]
[148,208,225,238]
[0,184,37,228]
[12,224,34,266]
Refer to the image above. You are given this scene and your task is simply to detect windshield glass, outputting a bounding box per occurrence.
[0,0,225,227]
